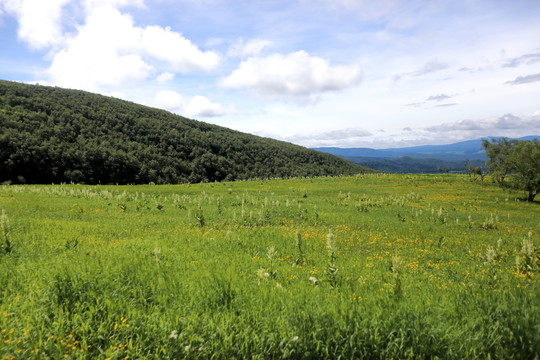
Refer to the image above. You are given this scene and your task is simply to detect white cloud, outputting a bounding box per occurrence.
[185,95,234,117]
[154,90,233,118]
[41,1,219,92]
[156,72,175,84]
[154,90,185,113]
[503,51,540,68]
[264,127,372,147]
[505,73,540,85]
[394,59,450,82]
[220,50,361,100]
[141,25,220,73]
[227,38,272,57]
[426,94,452,102]
[84,0,144,8]
[425,113,540,134]
[47,5,153,91]
[1,0,70,49]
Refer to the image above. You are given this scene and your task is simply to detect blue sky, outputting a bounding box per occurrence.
[1,0,539,148]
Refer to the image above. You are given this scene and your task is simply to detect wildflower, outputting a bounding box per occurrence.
[169,330,179,340]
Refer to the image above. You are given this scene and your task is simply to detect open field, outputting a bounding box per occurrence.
[1,174,539,359]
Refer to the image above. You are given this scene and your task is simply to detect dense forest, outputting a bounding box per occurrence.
[0,80,369,184]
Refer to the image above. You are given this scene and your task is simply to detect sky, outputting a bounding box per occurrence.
[1,0,539,149]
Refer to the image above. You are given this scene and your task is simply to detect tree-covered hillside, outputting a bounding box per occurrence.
[0,80,369,184]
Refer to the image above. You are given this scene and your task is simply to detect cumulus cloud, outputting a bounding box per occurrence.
[156,72,175,84]
[505,73,540,85]
[227,38,272,57]
[141,25,220,73]
[47,5,153,91]
[154,90,233,118]
[154,90,185,113]
[3,0,220,93]
[185,95,235,117]
[220,50,361,100]
[1,0,70,49]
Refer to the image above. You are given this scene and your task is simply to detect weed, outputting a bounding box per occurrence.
[64,238,79,250]
[480,214,498,230]
[516,233,537,275]
[292,231,305,266]
[324,231,339,287]
[390,255,404,299]
[0,210,13,255]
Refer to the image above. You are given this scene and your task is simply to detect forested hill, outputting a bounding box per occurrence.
[0,80,369,184]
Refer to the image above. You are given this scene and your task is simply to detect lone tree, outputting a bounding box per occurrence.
[511,139,540,202]
[483,138,540,201]
[482,138,518,185]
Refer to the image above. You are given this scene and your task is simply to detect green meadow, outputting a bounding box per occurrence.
[1,174,539,359]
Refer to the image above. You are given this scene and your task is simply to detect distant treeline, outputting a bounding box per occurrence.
[0,80,369,184]
[344,156,485,174]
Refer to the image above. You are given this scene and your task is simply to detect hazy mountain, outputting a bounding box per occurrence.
[313,136,540,173]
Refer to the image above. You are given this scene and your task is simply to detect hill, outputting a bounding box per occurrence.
[0,80,369,184]
[313,136,540,173]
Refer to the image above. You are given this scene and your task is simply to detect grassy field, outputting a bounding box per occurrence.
[0,174,539,359]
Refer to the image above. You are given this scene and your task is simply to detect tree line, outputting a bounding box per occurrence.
[482,138,540,201]
[0,80,369,185]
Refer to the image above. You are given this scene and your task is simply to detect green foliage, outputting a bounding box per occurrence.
[483,138,540,201]
[482,138,518,185]
[0,80,369,185]
[0,209,12,255]
[511,139,540,201]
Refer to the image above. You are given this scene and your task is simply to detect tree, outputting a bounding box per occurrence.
[465,161,487,182]
[482,138,518,185]
[510,139,540,202]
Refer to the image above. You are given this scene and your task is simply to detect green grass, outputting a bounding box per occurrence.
[1,174,539,359]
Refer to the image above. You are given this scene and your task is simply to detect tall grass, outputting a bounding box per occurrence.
[0,174,538,359]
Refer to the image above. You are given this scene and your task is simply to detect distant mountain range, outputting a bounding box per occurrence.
[313,136,540,173]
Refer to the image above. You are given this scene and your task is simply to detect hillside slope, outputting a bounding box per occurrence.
[0,80,369,184]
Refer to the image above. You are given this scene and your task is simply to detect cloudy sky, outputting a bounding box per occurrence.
[1,0,539,148]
